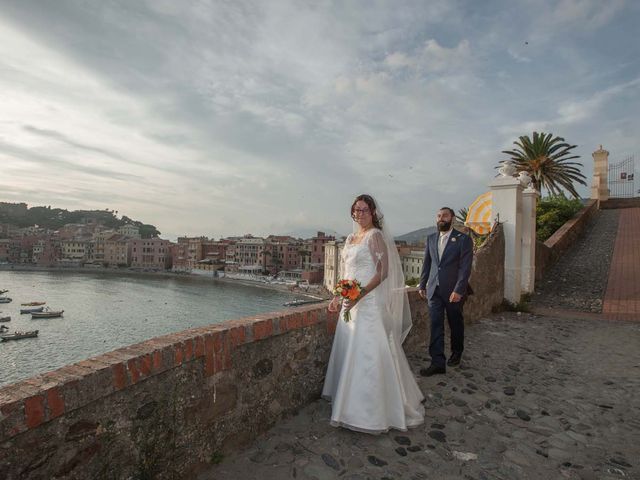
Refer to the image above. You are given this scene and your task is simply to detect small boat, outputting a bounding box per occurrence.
[0,289,8,295]
[20,301,46,306]
[0,297,12,304]
[21,306,45,314]
[283,299,324,307]
[0,316,10,322]
[1,330,39,341]
[31,309,64,319]
[0,325,8,331]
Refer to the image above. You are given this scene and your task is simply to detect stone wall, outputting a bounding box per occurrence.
[0,226,504,479]
[535,199,598,280]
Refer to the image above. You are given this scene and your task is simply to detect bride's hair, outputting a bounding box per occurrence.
[351,194,383,229]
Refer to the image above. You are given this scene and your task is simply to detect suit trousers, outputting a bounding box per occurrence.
[427,286,465,368]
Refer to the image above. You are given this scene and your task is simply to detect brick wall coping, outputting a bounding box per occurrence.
[544,199,598,251]
[0,301,344,443]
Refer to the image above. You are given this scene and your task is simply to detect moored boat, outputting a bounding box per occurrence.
[0,289,8,295]
[31,309,64,319]
[20,301,46,306]
[21,306,45,314]
[1,330,39,341]
[0,316,10,322]
[283,298,324,307]
[0,297,12,304]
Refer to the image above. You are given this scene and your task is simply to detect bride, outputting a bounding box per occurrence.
[322,194,424,433]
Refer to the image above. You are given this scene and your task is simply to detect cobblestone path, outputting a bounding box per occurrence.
[202,312,640,480]
[532,209,619,313]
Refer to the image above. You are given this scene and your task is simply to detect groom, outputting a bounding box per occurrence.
[418,207,473,376]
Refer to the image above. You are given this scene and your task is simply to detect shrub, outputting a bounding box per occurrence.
[536,195,583,241]
[405,277,420,287]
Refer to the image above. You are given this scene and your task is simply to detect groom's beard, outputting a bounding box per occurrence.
[437,221,452,232]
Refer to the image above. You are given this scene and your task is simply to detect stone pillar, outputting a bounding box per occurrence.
[591,145,609,201]
[491,163,523,303]
[519,173,539,294]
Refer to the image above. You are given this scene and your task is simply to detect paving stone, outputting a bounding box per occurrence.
[320,453,340,471]
[367,455,388,467]
[395,447,407,456]
[428,430,446,443]
[202,311,640,480]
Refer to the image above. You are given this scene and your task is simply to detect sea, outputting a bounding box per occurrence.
[0,270,298,387]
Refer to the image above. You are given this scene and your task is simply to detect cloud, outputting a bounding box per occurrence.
[0,0,638,238]
[384,39,472,73]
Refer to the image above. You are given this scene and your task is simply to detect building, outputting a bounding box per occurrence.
[118,224,141,238]
[61,239,88,264]
[32,237,59,266]
[172,236,213,271]
[91,230,116,265]
[0,239,9,262]
[236,236,265,273]
[401,250,425,281]
[130,238,172,270]
[104,234,130,267]
[323,240,345,291]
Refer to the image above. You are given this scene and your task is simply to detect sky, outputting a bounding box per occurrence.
[1,0,638,240]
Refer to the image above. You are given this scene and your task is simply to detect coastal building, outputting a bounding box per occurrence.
[104,234,130,267]
[300,231,335,284]
[401,250,425,281]
[91,230,116,265]
[172,236,214,271]
[61,239,89,265]
[32,237,59,266]
[0,239,9,262]
[323,240,345,291]
[236,236,265,273]
[0,223,21,239]
[130,238,172,270]
[118,224,141,238]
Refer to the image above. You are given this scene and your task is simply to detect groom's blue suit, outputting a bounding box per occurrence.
[419,229,473,369]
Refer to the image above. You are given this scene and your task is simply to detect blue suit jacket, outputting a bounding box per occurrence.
[419,229,473,301]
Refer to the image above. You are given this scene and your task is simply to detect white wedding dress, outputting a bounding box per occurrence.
[322,229,425,433]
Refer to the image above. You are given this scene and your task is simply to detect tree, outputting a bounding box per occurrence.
[499,131,587,198]
[456,208,468,224]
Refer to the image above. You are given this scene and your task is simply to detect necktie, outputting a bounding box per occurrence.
[438,234,447,259]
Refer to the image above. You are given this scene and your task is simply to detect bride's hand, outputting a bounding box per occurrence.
[328,297,340,313]
[343,298,358,312]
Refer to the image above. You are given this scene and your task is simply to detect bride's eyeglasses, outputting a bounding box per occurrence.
[353,208,371,216]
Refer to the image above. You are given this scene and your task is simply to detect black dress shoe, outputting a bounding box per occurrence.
[447,352,462,367]
[419,365,446,377]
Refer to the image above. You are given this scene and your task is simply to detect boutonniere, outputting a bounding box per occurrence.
[451,237,457,242]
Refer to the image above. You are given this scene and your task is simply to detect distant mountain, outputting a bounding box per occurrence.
[284,228,346,240]
[395,226,437,245]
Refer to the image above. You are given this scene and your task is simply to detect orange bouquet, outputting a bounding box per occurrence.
[333,279,363,322]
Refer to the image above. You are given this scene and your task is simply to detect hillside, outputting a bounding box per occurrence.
[395,226,437,245]
[0,202,160,238]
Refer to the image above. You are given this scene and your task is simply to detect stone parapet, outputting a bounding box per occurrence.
[0,226,504,479]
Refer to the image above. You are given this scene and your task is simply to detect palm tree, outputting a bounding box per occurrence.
[456,208,468,224]
[499,132,587,198]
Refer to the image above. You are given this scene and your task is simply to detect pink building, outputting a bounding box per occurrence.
[130,238,172,270]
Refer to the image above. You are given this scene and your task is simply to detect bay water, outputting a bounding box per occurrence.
[0,270,298,387]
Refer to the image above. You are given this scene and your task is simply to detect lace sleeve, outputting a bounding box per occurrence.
[367,229,388,281]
